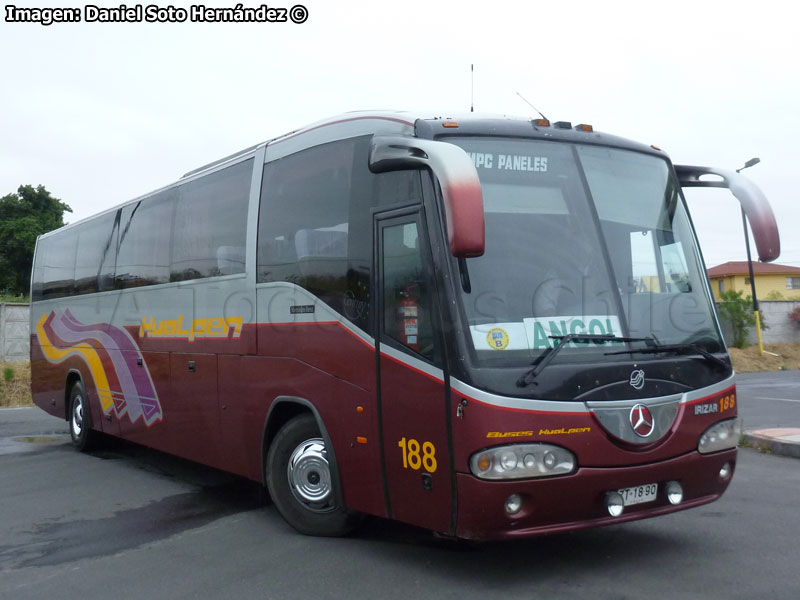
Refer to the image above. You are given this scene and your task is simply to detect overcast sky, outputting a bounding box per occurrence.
[2,0,797,269]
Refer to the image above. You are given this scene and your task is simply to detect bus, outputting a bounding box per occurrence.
[30,111,780,540]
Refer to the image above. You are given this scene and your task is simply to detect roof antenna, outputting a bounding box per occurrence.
[470,64,474,113]
[516,92,548,121]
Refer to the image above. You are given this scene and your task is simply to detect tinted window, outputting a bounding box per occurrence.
[382,221,435,361]
[34,230,78,300]
[74,212,116,294]
[258,138,360,319]
[115,189,175,289]
[171,159,252,281]
[257,137,421,333]
[375,170,423,207]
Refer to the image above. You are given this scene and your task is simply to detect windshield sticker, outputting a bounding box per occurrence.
[486,327,510,350]
[470,323,528,351]
[524,316,622,350]
[470,317,622,352]
[467,152,548,172]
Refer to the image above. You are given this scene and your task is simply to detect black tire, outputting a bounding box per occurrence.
[68,381,96,452]
[266,414,360,536]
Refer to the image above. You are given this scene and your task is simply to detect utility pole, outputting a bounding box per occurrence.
[737,157,763,355]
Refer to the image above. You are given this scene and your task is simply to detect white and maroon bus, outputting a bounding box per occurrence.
[30,111,779,539]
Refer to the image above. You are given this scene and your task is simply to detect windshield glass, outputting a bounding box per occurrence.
[447,137,723,369]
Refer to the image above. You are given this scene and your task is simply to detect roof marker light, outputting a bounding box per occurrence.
[533,118,550,127]
[576,124,593,132]
[442,121,459,128]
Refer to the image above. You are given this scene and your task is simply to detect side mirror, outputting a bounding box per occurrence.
[369,136,485,257]
[675,165,780,262]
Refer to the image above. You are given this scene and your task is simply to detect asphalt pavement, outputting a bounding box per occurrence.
[1,372,798,599]
[735,370,800,458]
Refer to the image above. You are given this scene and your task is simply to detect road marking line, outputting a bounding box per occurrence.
[754,396,800,404]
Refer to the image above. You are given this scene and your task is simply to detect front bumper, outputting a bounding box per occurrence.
[455,449,736,540]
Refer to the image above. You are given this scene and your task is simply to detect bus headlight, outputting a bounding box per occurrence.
[470,444,576,480]
[698,418,741,454]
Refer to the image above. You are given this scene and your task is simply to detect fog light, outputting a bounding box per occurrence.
[719,462,732,481]
[666,480,683,505]
[505,493,522,515]
[605,491,624,517]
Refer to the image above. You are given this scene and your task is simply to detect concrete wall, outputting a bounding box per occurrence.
[716,300,800,346]
[0,303,30,362]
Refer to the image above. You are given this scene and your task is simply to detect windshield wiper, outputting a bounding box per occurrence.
[516,334,652,387]
[605,342,728,370]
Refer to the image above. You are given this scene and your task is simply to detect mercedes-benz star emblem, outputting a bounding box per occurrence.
[630,404,655,437]
[629,369,645,390]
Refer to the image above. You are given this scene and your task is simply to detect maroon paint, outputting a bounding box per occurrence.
[451,386,737,472]
[32,321,738,538]
[379,351,451,532]
[443,180,485,257]
[455,449,736,540]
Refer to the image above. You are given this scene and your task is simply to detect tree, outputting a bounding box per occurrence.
[716,290,757,348]
[0,185,71,296]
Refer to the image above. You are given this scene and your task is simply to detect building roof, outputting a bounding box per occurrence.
[707,261,800,278]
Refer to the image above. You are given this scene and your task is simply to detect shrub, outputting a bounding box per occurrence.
[789,306,800,330]
[717,290,758,348]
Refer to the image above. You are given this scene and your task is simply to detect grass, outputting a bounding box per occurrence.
[728,343,800,372]
[0,294,29,303]
[0,361,32,407]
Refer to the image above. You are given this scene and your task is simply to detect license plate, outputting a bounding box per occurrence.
[618,483,658,506]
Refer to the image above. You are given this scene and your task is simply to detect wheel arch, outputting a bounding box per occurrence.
[261,396,346,507]
[64,369,84,421]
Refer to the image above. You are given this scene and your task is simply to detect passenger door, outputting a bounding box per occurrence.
[375,210,452,534]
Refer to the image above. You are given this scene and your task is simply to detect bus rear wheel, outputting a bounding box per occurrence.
[68,381,96,452]
[266,414,359,536]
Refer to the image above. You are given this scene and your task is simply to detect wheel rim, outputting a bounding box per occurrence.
[287,438,335,513]
[72,394,84,437]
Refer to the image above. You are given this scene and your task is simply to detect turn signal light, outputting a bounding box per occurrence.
[698,418,741,454]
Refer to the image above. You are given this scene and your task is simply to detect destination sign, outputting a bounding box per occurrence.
[467,152,548,172]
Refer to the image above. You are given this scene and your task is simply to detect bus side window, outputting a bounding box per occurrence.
[382,222,434,361]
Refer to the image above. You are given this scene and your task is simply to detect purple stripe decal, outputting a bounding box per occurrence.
[44,310,162,426]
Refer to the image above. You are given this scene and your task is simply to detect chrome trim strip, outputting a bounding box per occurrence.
[682,375,736,403]
[449,374,736,415]
[255,281,374,348]
[379,342,444,382]
[265,114,416,163]
[449,378,589,413]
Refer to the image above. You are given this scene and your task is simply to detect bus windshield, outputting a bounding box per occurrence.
[447,137,724,369]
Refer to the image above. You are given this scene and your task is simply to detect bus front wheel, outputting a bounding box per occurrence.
[266,414,359,536]
[68,381,96,452]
